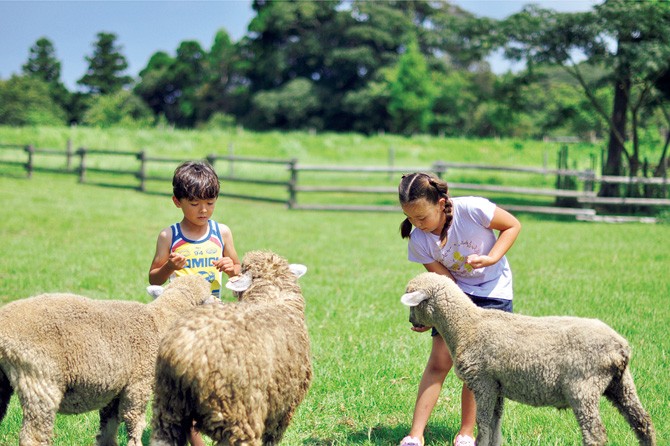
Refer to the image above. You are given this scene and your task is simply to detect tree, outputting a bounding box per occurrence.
[82,90,153,128]
[78,32,133,94]
[240,0,487,132]
[134,51,176,119]
[501,1,670,197]
[22,37,61,84]
[197,30,245,123]
[251,78,321,129]
[0,75,67,126]
[21,37,77,123]
[388,37,435,134]
[134,40,208,127]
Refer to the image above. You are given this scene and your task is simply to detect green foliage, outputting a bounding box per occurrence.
[197,112,237,131]
[82,91,154,128]
[0,171,668,445]
[5,0,670,154]
[0,76,67,126]
[430,70,478,136]
[78,32,133,95]
[22,37,61,84]
[388,37,435,134]
[500,1,670,184]
[251,78,321,130]
[134,41,208,128]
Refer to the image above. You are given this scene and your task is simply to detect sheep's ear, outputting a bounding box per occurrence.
[225,273,253,292]
[146,285,165,299]
[289,264,307,278]
[400,290,429,307]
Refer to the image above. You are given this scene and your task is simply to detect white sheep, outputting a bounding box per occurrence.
[150,250,311,446]
[401,272,656,446]
[0,274,213,446]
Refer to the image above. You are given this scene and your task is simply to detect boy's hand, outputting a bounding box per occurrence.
[167,253,187,270]
[214,257,237,277]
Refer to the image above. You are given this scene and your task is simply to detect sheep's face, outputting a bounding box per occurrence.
[401,272,452,328]
[225,250,306,299]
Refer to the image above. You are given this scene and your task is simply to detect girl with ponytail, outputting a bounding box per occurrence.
[397,172,521,446]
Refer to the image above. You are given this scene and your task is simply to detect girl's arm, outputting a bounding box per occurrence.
[423,260,456,281]
[466,206,521,269]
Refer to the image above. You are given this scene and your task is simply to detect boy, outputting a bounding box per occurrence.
[149,160,241,446]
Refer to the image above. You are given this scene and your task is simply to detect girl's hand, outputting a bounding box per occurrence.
[167,253,187,270]
[465,254,494,269]
[214,257,236,277]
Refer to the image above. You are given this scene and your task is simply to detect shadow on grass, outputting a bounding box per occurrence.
[302,424,455,445]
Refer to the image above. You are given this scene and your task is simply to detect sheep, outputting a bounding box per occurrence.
[400,271,656,446]
[0,274,213,446]
[150,250,312,446]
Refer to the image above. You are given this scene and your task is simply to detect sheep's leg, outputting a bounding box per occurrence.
[16,377,61,446]
[569,395,607,446]
[472,380,499,446]
[261,407,295,445]
[491,393,504,446]
[117,385,150,446]
[150,375,189,446]
[96,398,121,446]
[604,368,656,446]
[0,368,13,422]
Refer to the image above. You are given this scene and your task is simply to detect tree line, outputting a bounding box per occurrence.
[1,0,669,195]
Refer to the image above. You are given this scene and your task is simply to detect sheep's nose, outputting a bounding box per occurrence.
[408,317,426,329]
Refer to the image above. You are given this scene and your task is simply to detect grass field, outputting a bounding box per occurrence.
[0,125,605,169]
[0,169,667,445]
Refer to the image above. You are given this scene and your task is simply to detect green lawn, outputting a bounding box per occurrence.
[0,172,667,445]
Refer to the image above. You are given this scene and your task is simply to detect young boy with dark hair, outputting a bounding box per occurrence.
[149,160,241,446]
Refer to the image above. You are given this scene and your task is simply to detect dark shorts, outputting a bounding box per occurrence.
[431,293,513,337]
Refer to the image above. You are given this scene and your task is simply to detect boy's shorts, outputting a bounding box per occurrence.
[431,293,513,337]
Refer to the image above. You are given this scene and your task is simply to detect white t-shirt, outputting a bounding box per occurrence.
[407,196,513,300]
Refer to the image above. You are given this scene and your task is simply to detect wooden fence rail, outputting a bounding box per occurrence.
[1,141,668,222]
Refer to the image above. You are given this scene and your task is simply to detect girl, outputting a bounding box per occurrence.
[397,172,521,446]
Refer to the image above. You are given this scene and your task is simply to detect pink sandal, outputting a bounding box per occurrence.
[454,434,476,446]
[399,435,424,446]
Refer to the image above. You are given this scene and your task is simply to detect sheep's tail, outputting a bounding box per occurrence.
[604,365,656,446]
[0,366,13,423]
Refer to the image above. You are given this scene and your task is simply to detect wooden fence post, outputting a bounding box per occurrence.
[432,161,447,179]
[25,145,34,178]
[77,147,86,183]
[206,154,216,169]
[228,143,234,177]
[137,150,146,192]
[66,139,73,171]
[388,146,395,181]
[664,158,668,198]
[288,159,298,209]
[584,169,596,194]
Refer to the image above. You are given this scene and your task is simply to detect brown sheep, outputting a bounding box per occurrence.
[150,250,312,446]
[401,272,656,446]
[0,275,212,446]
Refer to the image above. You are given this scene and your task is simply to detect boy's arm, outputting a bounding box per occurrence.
[149,228,185,285]
[216,223,241,277]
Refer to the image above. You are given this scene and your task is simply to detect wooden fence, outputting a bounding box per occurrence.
[1,142,668,223]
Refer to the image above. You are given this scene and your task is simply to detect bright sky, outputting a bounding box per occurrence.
[0,1,599,91]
